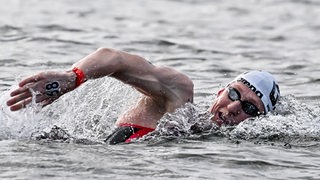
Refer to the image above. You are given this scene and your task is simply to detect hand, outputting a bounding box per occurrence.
[6,71,76,111]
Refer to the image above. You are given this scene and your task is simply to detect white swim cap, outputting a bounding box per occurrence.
[232,70,280,114]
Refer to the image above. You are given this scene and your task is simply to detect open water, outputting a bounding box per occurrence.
[0,0,320,179]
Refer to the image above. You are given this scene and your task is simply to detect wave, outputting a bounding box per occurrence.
[142,95,320,146]
[1,79,319,146]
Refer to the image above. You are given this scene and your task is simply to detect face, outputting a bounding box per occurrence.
[208,82,265,126]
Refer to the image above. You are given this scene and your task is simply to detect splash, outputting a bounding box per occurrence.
[142,95,320,146]
[1,81,319,146]
[231,95,320,143]
[0,78,138,141]
[0,84,44,139]
[141,103,217,144]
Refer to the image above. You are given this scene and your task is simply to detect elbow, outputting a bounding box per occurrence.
[95,47,122,63]
[94,47,123,73]
[96,47,119,56]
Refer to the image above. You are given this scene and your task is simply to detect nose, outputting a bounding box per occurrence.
[227,100,242,116]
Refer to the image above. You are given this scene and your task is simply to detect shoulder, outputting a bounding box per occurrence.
[154,66,194,103]
[155,66,193,87]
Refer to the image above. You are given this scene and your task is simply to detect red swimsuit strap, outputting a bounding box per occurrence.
[118,123,155,143]
[118,123,155,131]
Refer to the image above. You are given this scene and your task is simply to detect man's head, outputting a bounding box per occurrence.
[209,70,280,126]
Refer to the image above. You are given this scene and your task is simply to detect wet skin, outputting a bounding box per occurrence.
[208,81,265,126]
[6,48,265,129]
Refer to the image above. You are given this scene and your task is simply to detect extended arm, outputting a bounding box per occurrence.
[7,48,193,111]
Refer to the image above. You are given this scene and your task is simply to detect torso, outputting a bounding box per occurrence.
[113,61,194,129]
[116,94,190,129]
[116,96,166,128]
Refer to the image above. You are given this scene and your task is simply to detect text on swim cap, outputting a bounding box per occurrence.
[237,78,263,98]
[269,82,280,107]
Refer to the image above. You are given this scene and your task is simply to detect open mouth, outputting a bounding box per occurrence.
[219,112,226,121]
[211,111,226,126]
[211,111,232,126]
[218,112,232,125]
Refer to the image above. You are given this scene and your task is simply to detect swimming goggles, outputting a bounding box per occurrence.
[227,87,261,117]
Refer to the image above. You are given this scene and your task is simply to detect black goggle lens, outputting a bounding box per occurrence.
[227,87,260,117]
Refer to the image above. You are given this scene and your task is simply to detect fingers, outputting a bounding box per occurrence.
[10,73,42,97]
[8,97,32,111]
[18,74,41,87]
[10,86,30,97]
[7,90,51,111]
[7,90,32,107]
[6,75,37,111]
[7,85,57,111]
[7,71,64,111]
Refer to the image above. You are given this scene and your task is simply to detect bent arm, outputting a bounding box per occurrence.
[7,48,193,111]
[76,48,193,101]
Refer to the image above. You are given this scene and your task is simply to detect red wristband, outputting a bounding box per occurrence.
[72,67,86,88]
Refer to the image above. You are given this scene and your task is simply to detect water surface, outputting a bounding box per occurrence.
[0,0,320,179]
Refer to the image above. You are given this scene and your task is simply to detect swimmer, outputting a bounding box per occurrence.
[6,48,280,144]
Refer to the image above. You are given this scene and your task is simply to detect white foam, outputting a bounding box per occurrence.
[1,82,319,144]
[0,78,138,140]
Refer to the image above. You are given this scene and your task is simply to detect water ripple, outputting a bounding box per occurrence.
[0,25,28,42]
[28,37,92,46]
[0,59,18,66]
[37,25,85,32]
